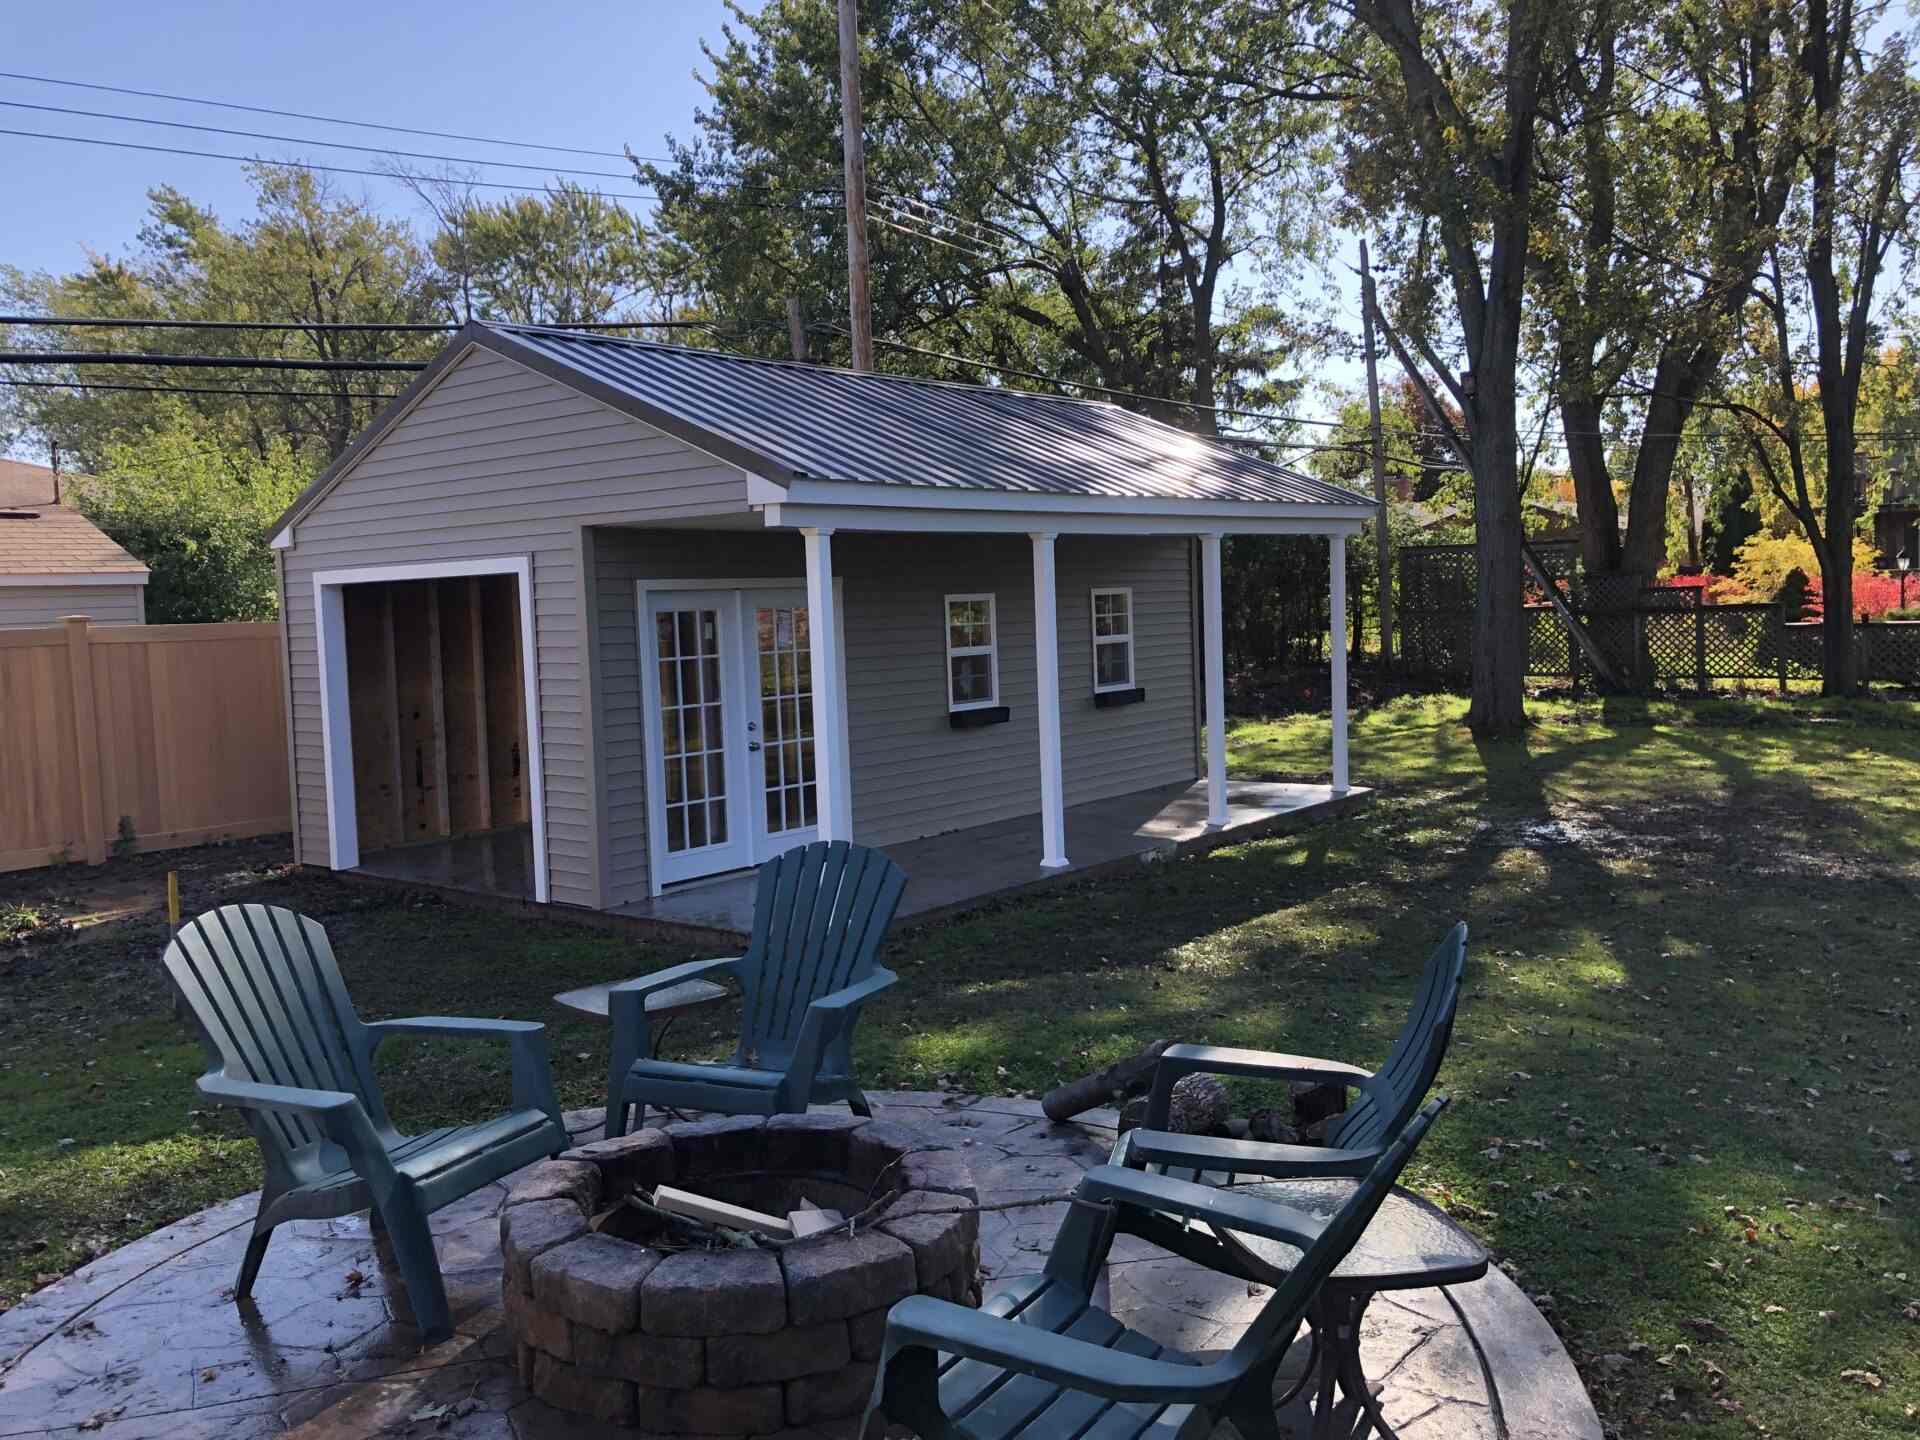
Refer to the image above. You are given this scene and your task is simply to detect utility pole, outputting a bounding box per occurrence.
[1358,239,1392,666]
[786,296,810,362]
[836,0,874,371]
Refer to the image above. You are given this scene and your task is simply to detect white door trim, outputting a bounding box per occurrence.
[635,577,849,897]
[311,555,549,904]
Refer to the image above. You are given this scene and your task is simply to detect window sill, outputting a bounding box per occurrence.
[949,705,1010,730]
[1093,686,1147,709]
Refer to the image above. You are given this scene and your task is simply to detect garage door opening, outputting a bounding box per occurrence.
[331,572,536,898]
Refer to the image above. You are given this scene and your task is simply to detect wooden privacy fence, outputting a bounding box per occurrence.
[0,616,290,873]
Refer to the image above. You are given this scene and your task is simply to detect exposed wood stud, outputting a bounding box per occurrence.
[427,581,451,836]
[468,575,493,830]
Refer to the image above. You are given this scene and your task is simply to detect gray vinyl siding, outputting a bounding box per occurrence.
[591,529,1196,904]
[277,345,751,910]
[0,583,145,629]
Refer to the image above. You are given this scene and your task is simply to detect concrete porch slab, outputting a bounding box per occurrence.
[615,778,1372,938]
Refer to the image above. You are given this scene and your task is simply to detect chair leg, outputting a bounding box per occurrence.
[373,1191,452,1344]
[234,1222,274,1302]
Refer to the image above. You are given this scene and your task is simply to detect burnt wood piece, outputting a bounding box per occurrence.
[1041,1039,1173,1123]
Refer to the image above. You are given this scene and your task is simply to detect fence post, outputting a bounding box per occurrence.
[1777,608,1789,695]
[62,615,108,865]
[1694,596,1708,696]
[1631,610,1646,691]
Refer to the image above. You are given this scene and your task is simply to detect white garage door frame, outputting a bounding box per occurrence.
[311,555,549,904]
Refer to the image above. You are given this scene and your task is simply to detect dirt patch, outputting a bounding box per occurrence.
[0,835,295,939]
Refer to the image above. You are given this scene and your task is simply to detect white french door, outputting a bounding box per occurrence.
[641,586,820,887]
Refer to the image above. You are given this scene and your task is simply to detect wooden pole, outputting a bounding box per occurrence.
[837,0,874,371]
[786,296,810,362]
[1359,239,1394,666]
[62,616,107,865]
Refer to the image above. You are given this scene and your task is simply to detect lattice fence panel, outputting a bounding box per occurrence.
[1526,606,1573,676]
[1864,622,1920,684]
[1700,606,1779,679]
[1780,624,1825,680]
[1641,611,1696,682]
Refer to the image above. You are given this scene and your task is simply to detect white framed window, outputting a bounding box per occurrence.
[944,593,1000,710]
[1090,586,1135,692]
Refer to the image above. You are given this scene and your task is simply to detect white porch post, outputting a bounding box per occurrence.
[1200,532,1229,827]
[802,527,853,840]
[1330,531,1351,794]
[1030,532,1069,868]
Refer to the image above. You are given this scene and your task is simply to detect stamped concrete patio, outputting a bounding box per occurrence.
[0,1093,1596,1440]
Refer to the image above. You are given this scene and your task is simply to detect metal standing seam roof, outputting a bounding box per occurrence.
[484,324,1373,509]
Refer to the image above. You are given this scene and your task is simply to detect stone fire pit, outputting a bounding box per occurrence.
[499,1113,980,1434]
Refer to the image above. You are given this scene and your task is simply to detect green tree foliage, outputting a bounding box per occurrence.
[423,179,657,325]
[1534,3,1804,584]
[69,412,308,623]
[3,165,445,471]
[640,0,1336,428]
[1702,464,1762,576]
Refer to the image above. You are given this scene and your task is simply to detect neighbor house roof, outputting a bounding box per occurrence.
[0,459,149,581]
[273,322,1374,537]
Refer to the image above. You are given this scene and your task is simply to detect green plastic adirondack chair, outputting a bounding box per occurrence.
[869,1097,1450,1440]
[603,841,906,1136]
[1113,922,1468,1183]
[163,903,568,1343]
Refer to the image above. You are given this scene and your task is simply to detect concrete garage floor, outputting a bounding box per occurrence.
[354,826,536,901]
[0,1093,1596,1440]
[617,780,1373,938]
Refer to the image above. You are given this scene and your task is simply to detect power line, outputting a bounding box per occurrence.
[0,315,732,333]
[0,350,426,372]
[2,378,401,399]
[0,100,650,181]
[0,128,842,212]
[0,69,656,162]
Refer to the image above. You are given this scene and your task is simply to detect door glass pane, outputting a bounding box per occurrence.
[755,603,816,836]
[657,605,728,854]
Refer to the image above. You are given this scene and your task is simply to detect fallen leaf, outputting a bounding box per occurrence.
[1683,1317,1733,1342]
[1839,1369,1883,1390]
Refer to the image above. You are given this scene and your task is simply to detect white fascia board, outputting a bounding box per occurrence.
[761,502,1366,537]
[776,477,1378,524]
[270,528,294,551]
[0,571,149,587]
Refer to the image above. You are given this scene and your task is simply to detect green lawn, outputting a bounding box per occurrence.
[3,692,1916,1436]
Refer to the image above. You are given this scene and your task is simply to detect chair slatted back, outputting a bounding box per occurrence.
[1331,923,1467,1152]
[163,904,383,1157]
[736,842,907,1069]
[1234,1097,1449,1361]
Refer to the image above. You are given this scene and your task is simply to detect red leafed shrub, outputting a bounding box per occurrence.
[1653,572,1751,604]
[1806,570,1912,619]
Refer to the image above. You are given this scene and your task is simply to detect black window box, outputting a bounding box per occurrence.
[1093,686,1147,709]
[949,705,1010,730]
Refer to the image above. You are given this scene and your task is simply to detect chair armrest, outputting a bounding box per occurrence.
[608,956,741,1004]
[783,968,897,1109]
[1146,1043,1374,1129]
[197,1071,357,1118]
[881,1295,1218,1405]
[809,966,898,1014]
[1076,1165,1328,1249]
[362,1018,563,1125]
[364,1016,544,1038]
[1119,1130,1382,1180]
[196,1072,399,1187]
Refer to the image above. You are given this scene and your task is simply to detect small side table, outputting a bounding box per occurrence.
[553,976,731,1060]
[1218,1179,1489,1439]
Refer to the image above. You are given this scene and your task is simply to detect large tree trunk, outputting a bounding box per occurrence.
[1467,386,1528,735]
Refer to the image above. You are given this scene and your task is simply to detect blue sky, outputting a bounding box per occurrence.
[2,0,1365,438]
[3,0,748,276]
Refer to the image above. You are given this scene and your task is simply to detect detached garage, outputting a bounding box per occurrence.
[269,323,1372,925]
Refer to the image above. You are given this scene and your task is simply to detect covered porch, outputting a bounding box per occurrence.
[614,775,1371,936]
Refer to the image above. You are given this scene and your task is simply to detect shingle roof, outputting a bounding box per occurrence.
[488,324,1371,507]
[0,459,149,579]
